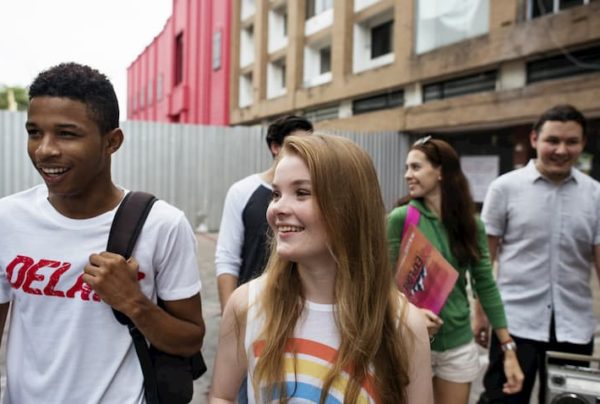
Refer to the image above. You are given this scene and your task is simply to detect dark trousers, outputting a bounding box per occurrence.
[478,318,593,404]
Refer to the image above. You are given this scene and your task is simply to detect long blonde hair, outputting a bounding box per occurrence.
[253,134,412,403]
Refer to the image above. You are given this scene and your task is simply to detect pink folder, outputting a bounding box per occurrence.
[395,224,459,314]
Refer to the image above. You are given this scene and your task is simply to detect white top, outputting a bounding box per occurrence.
[0,185,201,404]
[215,173,272,281]
[244,277,377,403]
[482,160,600,343]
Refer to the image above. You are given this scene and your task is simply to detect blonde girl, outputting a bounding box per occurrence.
[210,134,432,404]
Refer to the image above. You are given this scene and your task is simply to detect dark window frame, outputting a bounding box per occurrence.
[423,71,497,102]
[352,89,404,115]
[371,20,394,59]
[174,32,184,85]
[319,46,331,74]
[530,0,592,18]
[526,44,600,84]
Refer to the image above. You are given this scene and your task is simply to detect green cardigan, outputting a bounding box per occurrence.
[387,199,507,352]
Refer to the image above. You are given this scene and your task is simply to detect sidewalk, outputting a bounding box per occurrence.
[192,232,220,403]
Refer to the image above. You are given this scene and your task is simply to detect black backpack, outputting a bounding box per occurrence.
[107,191,207,404]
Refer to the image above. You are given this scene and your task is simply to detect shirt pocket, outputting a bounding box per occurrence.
[566,209,595,245]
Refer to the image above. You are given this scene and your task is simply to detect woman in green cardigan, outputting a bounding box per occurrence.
[387,137,523,404]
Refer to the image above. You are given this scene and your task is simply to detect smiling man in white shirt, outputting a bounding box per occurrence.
[476,104,600,404]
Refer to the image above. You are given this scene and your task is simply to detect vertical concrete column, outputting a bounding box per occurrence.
[230,0,241,113]
[490,0,519,29]
[254,0,269,102]
[287,0,305,93]
[332,0,353,82]
[395,0,413,71]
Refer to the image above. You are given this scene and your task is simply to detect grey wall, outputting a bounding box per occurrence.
[0,111,409,230]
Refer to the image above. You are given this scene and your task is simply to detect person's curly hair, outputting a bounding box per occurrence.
[29,62,119,134]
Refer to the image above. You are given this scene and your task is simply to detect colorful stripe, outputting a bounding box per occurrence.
[261,381,342,404]
[253,338,377,402]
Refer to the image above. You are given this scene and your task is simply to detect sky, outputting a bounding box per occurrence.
[0,0,172,119]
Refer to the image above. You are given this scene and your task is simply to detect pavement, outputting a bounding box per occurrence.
[192,232,220,403]
[1,232,599,403]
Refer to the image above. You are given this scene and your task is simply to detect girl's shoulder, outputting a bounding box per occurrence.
[226,282,251,315]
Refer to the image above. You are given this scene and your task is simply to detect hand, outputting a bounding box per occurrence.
[419,308,443,337]
[472,304,490,348]
[83,252,145,314]
[502,351,524,395]
[473,319,490,348]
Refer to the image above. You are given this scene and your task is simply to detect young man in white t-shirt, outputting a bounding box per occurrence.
[0,63,205,403]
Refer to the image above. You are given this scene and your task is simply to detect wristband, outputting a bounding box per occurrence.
[500,340,517,353]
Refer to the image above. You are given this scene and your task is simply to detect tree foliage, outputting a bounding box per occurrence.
[0,85,29,111]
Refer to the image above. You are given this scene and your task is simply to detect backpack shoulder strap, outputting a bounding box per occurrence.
[108,191,157,326]
[107,191,158,259]
[107,191,160,404]
[401,204,421,239]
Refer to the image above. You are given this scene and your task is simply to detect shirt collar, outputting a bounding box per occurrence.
[526,159,577,185]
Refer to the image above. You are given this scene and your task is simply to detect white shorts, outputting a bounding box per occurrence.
[431,340,484,383]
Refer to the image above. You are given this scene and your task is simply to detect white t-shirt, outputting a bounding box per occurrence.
[245,277,377,403]
[215,173,272,282]
[0,185,201,404]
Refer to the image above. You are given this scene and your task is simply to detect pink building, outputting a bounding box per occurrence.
[127,0,231,125]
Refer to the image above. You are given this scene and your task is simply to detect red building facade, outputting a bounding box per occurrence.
[127,0,231,125]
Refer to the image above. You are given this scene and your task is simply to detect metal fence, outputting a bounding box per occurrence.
[0,110,409,230]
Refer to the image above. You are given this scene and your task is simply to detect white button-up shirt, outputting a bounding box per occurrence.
[482,160,600,344]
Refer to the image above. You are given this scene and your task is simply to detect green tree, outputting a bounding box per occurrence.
[0,85,29,111]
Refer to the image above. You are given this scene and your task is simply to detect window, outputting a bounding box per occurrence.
[352,90,404,115]
[304,104,339,122]
[415,0,489,54]
[306,0,333,19]
[174,33,184,85]
[280,64,286,89]
[320,46,331,74]
[212,30,222,70]
[527,45,600,83]
[353,11,395,73]
[267,58,286,99]
[268,6,288,53]
[240,25,255,67]
[305,0,334,35]
[241,0,256,20]
[423,71,497,102]
[529,0,595,18]
[304,40,333,87]
[239,73,253,108]
[371,20,393,59]
[531,0,556,17]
